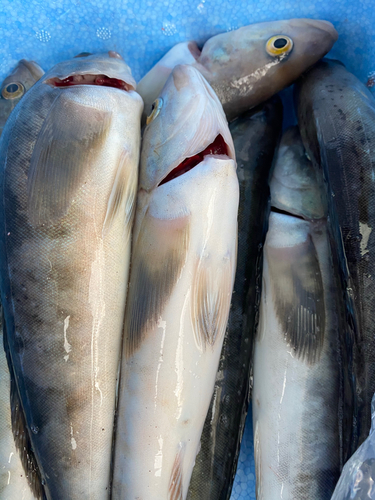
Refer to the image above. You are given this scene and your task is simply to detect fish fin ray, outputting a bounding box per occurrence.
[124,212,190,357]
[2,313,46,500]
[168,443,185,500]
[27,91,112,226]
[102,149,137,238]
[267,236,325,364]
[192,254,233,351]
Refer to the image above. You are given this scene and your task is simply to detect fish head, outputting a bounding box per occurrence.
[200,18,338,119]
[140,64,235,192]
[270,126,327,220]
[0,60,44,135]
[43,51,137,91]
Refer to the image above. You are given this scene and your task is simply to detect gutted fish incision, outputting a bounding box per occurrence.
[112,64,239,500]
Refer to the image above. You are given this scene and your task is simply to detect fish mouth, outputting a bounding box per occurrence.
[46,74,135,91]
[271,205,306,221]
[158,134,231,186]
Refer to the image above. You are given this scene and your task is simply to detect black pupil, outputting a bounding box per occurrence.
[274,38,288,49]
[6,83,20,93]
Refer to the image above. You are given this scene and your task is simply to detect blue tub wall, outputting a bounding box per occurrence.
[0,1,373,498]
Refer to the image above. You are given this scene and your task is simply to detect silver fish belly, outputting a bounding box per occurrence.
[0,52,142,499]
[252,127,354,499]
[112,64,239,500]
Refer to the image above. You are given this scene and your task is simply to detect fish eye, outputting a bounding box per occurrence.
[1,82,25,100]
[146,98,163,125]
[266,35,293,57]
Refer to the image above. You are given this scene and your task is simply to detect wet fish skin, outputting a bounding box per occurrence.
[0,60,44,136]
[187,96,283,500]
[253,126,353,499]
[0,52,143,499]
[112,64,239,500]
[138,19,338,121]
[295,59,375,447]
[0,61,44,500]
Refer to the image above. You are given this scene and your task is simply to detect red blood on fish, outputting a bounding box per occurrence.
[159,134,229,186]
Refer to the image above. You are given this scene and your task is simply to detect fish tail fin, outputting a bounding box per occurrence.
[2,312,47,500]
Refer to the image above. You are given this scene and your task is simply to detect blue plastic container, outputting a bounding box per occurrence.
[1,1,373,498]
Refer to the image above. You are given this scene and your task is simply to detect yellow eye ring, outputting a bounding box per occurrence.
[1,82,25,100]
[266,35,293,57]
[146,97,163,125]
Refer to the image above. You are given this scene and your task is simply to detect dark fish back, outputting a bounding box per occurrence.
[187,97,282,500]
[295,59,374,450]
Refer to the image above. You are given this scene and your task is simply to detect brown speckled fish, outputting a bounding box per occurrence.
[0,52,142,499]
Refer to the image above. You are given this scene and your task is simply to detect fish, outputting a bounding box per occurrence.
[137,19,338,122]
[0,59,44,136]
[186,97,283,500]
[0,51,143,499]
[0,60,44,500]
[295,58,375,446]
[112,64,239,500]
[252,126,355,499]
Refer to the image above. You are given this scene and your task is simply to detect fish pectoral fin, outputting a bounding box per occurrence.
[27,91,112,227]
[192,253,233,351]
[124,212,190,358]
[102,148,137,238]
[267,236,325,364]
[169,443,185,500]
[2,314,46,500]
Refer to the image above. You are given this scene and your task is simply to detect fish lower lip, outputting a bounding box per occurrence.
[47,74,134,91]
[158,134,230,186]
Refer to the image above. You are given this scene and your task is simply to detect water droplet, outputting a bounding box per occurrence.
[35,30,51,43]
[30,424,39,434]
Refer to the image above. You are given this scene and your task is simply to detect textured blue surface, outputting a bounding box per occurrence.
[0,1,373,498]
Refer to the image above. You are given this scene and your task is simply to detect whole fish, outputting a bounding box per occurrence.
[0,51,143,499]
[295,59,375,446]
[0,59,44,136]
[252,127,354,499]
[112,64,239,499]
[137,19,338,121]
[0,60,44,500]
[187,97,283,500]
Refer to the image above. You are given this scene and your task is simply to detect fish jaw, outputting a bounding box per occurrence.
[198,18,337,120]
[113,155,238,499]
[138,41,201,121]
[42,51,136,91]
[270,126,327,220]
[140,64,234,191]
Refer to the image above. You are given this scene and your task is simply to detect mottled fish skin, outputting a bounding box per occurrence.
[0,52,143,499]
[252,127,354,499]
[0,61,44,500]
[0,60,44,136]
[186,97,283,500]
[138,19,337,121]
[112,65,239,500]
[295,59,375,446]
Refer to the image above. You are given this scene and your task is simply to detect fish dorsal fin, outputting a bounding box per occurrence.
[168,443,185,500]
[2,314,46,500]
[192,253,233,351]
[266,235,325,365]
[102,149,137,238]
[124,211,190,358]
[27,90,112,227]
